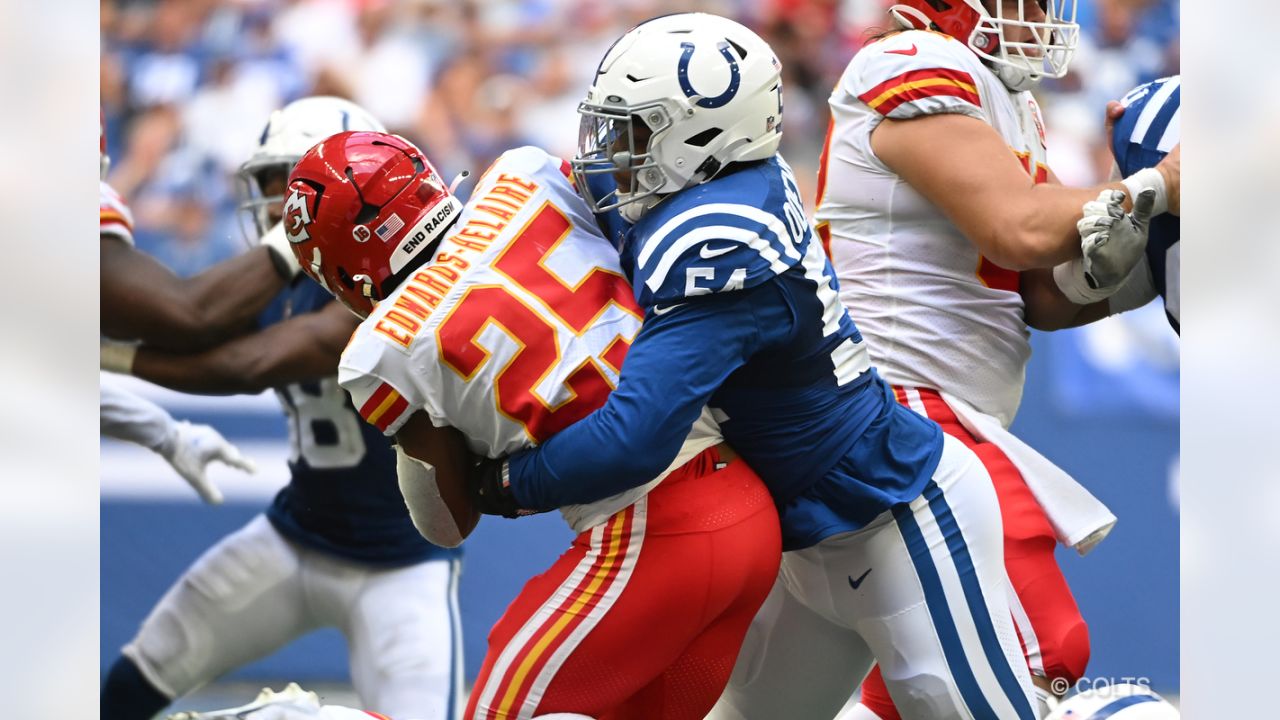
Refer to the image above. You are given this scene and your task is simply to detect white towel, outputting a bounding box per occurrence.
[940,390,1116,556]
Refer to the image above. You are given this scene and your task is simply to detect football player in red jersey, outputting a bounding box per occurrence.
[277,130,780,720]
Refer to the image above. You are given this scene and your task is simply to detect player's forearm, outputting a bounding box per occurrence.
[131,348,264,395]
[507,397,695,510]
[991,184,1121,270]
[100,242,284,351]
[1020,269,1110,331]
[508,296,758,510]
[172,248,287,347]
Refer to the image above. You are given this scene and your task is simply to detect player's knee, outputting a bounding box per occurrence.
[125,606,200,696]
[881,672,959,720]
[1042,616,1091,686]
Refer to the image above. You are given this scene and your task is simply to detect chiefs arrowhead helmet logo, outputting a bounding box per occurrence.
[283,186,314,244]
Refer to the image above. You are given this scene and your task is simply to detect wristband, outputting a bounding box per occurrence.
[101,340,138,374]
[1120,167,1168,217]
[1053,258,1114,305]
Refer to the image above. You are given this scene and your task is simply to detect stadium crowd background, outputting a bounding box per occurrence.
[101,0,1179,273]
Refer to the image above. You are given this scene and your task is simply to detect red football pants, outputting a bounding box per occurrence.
[860,387,1090,720]
[465,447,781,720]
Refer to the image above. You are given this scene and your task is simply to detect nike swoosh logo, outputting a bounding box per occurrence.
[848,568,873,590]
[886,45,918,56]
[699,244,735,259]
[652,302,687,316]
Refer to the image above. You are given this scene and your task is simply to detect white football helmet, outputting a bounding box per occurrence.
[237,96,385,241]
[1046,682,1179,720]
[889,0,1079,91]
[573,13,784,223]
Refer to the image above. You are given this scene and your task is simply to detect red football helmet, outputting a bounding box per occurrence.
[889,0,1078,90]
[285,131,463,317]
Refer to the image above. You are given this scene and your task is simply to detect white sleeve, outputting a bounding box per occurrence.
[100,375,175,453]
[844,31,986,122]
[396,447,467,548]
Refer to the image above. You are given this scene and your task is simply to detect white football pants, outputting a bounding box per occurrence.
[709,434,1037,719]
[122,514,462,720]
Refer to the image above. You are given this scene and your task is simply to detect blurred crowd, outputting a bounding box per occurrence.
[101,0,1179,275]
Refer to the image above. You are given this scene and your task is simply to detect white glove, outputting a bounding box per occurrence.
[157,421,257,505]
[1055,188,1156,305]
[261,221,303,281]
[1078,188,1156,289]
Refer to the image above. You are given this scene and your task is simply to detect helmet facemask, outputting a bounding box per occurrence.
[236,155,296,244]
[573,100,674,224]
[974,0,1079,90]
[890,0,1079,91]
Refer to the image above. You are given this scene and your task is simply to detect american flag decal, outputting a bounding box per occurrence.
[375,213,406,241]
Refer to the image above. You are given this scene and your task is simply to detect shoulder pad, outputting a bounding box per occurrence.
[99,181,134,245]
[490,145,565,181]
[338,324,420,436]
[1112,76,1180,177]
[845,30,984,121]
[630,158,808,306]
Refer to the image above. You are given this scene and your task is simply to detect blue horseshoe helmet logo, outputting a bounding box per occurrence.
[677,41,741,109]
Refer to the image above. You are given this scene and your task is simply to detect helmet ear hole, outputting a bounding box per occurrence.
[685,128,723,148]
[337,267,356,290]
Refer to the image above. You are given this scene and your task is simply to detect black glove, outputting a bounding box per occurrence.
[470,457,527,518]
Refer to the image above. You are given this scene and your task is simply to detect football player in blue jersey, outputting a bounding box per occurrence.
[473,13,1040,719]
[99,98,463,720]
[1100,75,1181,333]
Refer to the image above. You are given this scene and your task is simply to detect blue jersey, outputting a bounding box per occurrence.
[1113,75,1181,333]
[507,156,942,550]
[259,279,452,566]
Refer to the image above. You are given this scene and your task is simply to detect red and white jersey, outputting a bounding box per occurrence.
[816,30,1050,427]
[100,181,135,245]
[339,146,721,531]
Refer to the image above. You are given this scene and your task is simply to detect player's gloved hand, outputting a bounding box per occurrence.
[261,221,303,281]
[158,421,257,505]
[470,457,531,518]
[1077,188,1156,289]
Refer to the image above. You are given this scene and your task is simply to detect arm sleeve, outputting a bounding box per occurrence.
[505,287,766,510]
[396,448,466,548]
[100,375,175,453]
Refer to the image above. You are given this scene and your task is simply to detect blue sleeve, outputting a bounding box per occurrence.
[505,288,766,510]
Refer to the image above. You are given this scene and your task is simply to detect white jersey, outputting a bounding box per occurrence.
[100,181,135,245]
[817,30,1049,427]
[340,146,721,532]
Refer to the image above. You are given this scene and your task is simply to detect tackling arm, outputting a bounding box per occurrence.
[100,238,286,352]
[871,113,1176,270]
[127,301,358,395]
[503,287,762,512]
